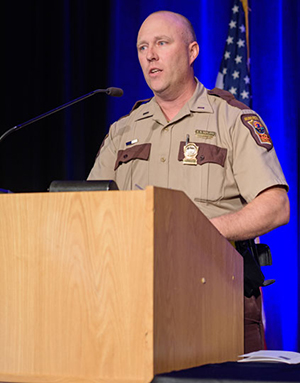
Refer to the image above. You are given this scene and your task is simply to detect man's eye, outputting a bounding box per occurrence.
[158,41,166,46]
[139,45,147,52]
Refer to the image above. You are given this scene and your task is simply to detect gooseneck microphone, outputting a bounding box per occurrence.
[105,87,123,97]
[0,87,123,144]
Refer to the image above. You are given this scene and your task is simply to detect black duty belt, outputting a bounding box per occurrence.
[234,239,275,298]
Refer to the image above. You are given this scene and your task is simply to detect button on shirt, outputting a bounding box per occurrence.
[88,79,288,219]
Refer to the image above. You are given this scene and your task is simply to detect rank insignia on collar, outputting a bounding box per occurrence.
[241,114,273,151]
[195,129,216,139]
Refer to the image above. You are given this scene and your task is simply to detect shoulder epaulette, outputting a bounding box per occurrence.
[208,88,251,110]
[118,98,152,121]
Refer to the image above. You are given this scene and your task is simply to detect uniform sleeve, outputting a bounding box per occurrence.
[230,110,288,203]
[87,123,118,181]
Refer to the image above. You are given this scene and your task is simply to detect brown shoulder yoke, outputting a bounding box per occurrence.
[118,98,153,121]
[208,88,251,110]
[130,98,152,112]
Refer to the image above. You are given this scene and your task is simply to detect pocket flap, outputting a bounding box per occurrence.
[114,143,151,170]
[178,141,227,167]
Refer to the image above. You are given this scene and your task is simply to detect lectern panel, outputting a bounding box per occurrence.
[0,190,154,382]
[0,187,243,383]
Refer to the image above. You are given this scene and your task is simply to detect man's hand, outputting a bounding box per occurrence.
[210,186,290,241]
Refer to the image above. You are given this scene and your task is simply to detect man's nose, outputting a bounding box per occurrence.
[146,46,158,61]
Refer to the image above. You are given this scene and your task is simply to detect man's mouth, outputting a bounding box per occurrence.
[149,68,162,74]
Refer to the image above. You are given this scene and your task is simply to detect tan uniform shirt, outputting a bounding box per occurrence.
[88,80,288,219]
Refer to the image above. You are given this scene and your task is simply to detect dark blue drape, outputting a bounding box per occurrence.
[2,1,110,191]
[107,0,300,351]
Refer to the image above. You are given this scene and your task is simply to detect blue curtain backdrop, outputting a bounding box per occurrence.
[106,0,300,351]
[1,0,299,352]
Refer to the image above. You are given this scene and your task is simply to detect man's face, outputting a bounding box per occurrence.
[137,13,197,99]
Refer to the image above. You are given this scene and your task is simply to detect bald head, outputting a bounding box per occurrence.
[138,11,197,46]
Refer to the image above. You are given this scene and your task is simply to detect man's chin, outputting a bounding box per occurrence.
[146,79,167,93]
[149,84,169,96]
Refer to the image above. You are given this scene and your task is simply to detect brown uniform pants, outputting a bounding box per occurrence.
[244,292,265,353]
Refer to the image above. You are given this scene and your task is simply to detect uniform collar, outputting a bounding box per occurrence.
[188,78,214,114]
[134,98,166,123]
[134,101,155,121]
[134,78,214,124]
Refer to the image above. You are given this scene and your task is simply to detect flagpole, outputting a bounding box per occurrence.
[240,0,250,68]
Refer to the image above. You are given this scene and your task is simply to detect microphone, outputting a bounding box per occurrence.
[0,87,124,144]
[106,87,123,97]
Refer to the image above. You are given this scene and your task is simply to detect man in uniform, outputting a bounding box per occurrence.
[88,11,290,352]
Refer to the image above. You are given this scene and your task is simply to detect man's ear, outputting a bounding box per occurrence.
[189,41,199,65]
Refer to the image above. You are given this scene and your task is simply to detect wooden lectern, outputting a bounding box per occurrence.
[0,186,243,383]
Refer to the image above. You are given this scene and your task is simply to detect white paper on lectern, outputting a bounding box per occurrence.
[238,350,300,364]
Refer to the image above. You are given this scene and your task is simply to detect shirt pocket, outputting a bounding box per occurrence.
[178,141,228,202]
[178,141,227,166]
[114,143,151,170]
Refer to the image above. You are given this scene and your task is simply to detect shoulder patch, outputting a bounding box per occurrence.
[208,88,251,110]
[241,114,273,151]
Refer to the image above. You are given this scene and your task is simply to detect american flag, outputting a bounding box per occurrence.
[216,0,252,107]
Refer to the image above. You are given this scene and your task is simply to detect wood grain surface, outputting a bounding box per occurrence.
[0,187,243,383]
